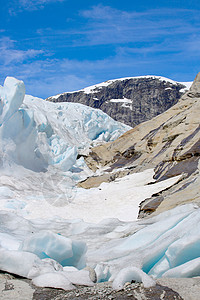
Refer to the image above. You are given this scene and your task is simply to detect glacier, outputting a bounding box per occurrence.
[0,76,130,173]
[0,76,200,291]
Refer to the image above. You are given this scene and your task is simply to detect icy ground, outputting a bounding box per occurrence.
[0,77,200,291]
[1,203,200,290]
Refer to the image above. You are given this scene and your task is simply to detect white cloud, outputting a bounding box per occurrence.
[78,5,200,46]
[0,37,43,65]
[9,0,65,14]
[0,48,197,99]
[33,6,200,54]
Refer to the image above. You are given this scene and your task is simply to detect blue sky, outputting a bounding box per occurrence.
[1,0,200,98]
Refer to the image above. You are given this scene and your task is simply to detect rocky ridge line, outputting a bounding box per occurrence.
[46,76,190,127]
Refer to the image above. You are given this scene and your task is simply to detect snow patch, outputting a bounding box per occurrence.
[179,81,193,93]
[110,98,132,104]
[112,267,156,290]
[60,76,192,95]
[32,272,75,290]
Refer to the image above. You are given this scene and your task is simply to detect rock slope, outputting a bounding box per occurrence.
[82,73,200,217]
[46,76,191,127]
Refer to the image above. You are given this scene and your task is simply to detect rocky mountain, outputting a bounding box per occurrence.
[80,73,200,218]
[46,76,192,127]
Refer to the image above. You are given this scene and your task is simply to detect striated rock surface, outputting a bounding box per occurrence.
[81,73,200,217]
[46,76,191,127]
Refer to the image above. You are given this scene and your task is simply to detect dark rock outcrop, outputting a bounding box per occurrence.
[46,76,189,127]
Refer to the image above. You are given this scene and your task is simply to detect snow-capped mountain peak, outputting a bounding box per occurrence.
[46,75,192,127]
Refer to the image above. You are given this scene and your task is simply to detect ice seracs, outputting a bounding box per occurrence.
[0,76,130,173]
[0,77,45,172]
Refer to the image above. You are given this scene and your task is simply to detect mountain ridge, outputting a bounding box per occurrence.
[46,75,192,127]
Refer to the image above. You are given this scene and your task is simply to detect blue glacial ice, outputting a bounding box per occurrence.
[20,230,86,269]
[0,204,200,290]
[0,77,130,172]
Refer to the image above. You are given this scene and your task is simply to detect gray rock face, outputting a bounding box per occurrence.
[46,76,189,127]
